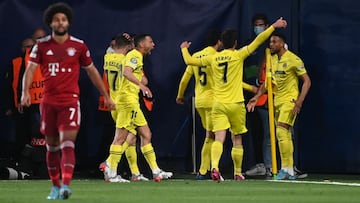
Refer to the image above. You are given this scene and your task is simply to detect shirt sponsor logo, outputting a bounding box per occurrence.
[48,63,59,76]
[275,70,286,75]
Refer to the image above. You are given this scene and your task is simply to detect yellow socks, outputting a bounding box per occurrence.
[276,126,294,168]
[211,141,223,171]
[106,144,125,171]
[126,145,140,175]
[199,137,214,175]
[231,146,244,175]
[141,144,159,170]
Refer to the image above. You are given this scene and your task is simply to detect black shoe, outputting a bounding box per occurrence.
[265,168,273,179]
[196,171,211,180]
[294,166,308,179]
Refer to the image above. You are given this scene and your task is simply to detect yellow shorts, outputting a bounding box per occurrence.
[275,102,297,126]
[211,102,247,135]
[111,102,147,135]
[196,107,213,131]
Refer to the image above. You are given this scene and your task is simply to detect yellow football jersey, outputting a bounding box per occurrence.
[271,50,307,104]
[209,49,250,103]
[177,46,217,108]
[118,49,144,104]
[103,52,126,103]
[181,26,275,103]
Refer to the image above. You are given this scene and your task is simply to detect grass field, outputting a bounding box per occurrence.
[1,176,360,203]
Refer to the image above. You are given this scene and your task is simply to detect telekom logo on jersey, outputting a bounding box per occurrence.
[48,63,72,76]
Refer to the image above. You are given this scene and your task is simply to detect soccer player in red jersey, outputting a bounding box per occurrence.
[20,2,115,200]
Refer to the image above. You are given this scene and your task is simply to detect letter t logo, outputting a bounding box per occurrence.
[48,63,59,76]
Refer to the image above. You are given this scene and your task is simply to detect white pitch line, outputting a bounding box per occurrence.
[268,179,360,187]
[159,179,360,187]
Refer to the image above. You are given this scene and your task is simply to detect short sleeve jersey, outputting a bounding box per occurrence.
[103,52,126,103]
[206,48,251,103]
[183,26,276,104]
[29,35,93,105]
[271,50,307,104]
[181,46,217,108]
[118,49,143,104]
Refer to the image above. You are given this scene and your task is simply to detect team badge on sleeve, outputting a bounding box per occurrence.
[86,50,90,57]
[130,58,138,65]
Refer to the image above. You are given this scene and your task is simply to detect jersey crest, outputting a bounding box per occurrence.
[67,47,76,56]
[130,57,138,65]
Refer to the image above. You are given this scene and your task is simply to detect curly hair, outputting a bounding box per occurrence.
[43,2,72,27]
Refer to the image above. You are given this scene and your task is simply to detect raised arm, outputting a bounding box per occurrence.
[247,17,288,54]
[180,41,211,66]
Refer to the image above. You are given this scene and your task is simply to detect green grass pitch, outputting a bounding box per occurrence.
[0,178,359,203]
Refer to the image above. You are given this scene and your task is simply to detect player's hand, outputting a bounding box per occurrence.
[20,91,31,107]
[105,97,116,110]
[140,83,152,98]
[18,105,24,114]
[272,17,287,29]
[122,33,131,40]
[176,98,184,105]
[246,97,258,112]
[180,41,191,49]
[291,99,302,114]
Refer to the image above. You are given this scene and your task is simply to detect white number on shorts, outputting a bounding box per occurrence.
[69,107,76,120]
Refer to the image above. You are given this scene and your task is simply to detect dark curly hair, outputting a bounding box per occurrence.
[43,2,73,28]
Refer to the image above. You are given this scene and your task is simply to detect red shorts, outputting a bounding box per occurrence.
[40,101,81,136]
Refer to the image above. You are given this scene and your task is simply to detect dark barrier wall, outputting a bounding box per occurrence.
[0,0,358,173]
[300,0,360,173]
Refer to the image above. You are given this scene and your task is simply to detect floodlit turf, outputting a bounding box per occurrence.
[0,179,359,203]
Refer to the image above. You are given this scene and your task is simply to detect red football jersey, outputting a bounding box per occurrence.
[29,35,93,105]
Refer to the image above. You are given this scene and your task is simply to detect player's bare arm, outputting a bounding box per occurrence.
[246,83,266,112]
[141,74,148,85]
[292,73,311,114]
[84,63,115,110]
[123,66,152,98]
[247,17,288,54]
[21,62,38,107]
